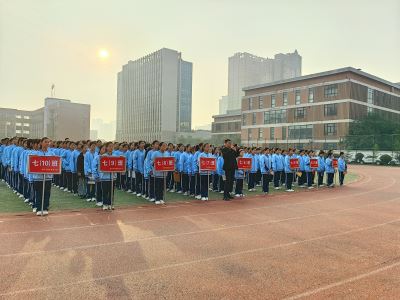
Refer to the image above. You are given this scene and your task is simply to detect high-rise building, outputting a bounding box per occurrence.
[218,96,229,115]
[0,97,90,140]
[225,50,301,111]
[116,48,193,141]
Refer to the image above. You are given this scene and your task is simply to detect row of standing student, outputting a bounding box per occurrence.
[0,137,348,215]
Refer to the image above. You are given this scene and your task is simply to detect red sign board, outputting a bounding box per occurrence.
[28,155,62,174]
[290,158,300,169]
[100,156,126,173]
[199,157,217,171]
[310,158,319,169]
[332,158,338,168]
[237,157,252,170]
[154,157,175,172]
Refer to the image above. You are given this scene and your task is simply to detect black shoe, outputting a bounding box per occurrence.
[223,197,231,201]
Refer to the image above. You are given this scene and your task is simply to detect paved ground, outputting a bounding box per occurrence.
[0,165,399,299]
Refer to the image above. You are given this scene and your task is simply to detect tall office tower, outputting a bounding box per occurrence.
[116,48,193,142]
[226,50,301,111]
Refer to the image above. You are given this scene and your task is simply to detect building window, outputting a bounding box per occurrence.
[23,130,29,134]
[288,125,313,139]
[271,94,276,108]
[367,88,374,113]
[248,129,252,140]
[16,115,21,119]
[308,88,314,103]
[16,130,21,134]
[23,116,30,119]
[283,92,288,106]
[258,96,263,109]
[282,126,287,140]
[294,107,306,119]
[242,115,246,126]
[258,128,263,139]
[295,90,301,105]
[270,127,275,140]
[16,122,22,126]
[324,123,337,136]
[324,104,337,116]
[23,123,30,127]
[252,112,256,125]
[324,84,338,97]
[249,97,253,110]
[264,109,287,124]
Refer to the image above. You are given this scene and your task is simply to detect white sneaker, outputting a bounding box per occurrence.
[127,189,132,193]
[63,188,68,191]
[24,199,29,203]
[286,189,294,192]
[177,191,182,194]
[155,201,161,205]
[205,197,209,201]
[149,198,155,202]
[308,186,314,190]
[137,193,141,197]
[235,194,240,197]
[219,191,224,194]
[86,198,92,202]
[102,205,108,210]
[160,200,165,204]
[19,194,24,198]
[145,196,149,200]
[201,197,207,201]
[43,210,48,215]
[96,202,103,207]
[195,195,201,200]
[33,208,37,213]
[132,192,137,195]
[183,192,188,196]
[170,189,175,193]
[36,211,43,216]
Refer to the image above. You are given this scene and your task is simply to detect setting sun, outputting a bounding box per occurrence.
[98,49,109,59]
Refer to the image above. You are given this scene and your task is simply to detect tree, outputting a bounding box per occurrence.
[346,113,400,150]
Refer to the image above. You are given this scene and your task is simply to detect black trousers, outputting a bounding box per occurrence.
[286,172,293,190]
[155,177,164,201]
[318,172,324,186]
[327,173,334,186]
[235,178,243,195]
[262,173,270,193]
[101,181,114,205]
[223,169,234,198]
[200,174,208,198]
[135,172,143,194]
[273,171,281,187]
[182,173,189,193]
[33,180,52,211]
[339,171,345,185]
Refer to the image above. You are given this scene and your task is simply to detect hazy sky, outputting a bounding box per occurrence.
[1,0,399,127]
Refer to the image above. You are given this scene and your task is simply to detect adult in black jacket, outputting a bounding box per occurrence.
[221,139,237,200]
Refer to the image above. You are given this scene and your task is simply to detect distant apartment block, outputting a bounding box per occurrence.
[116,48,193,142]
[0,97,90,141]
[226,50,301,112]
[241,67,400,148]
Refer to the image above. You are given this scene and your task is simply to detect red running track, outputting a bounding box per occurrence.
[0,165,399,299]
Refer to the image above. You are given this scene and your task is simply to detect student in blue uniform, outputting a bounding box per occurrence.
[132,141,145,197]
[152,142,168,205]
[338,152,347,186]
[259,147,272,195]
[173,144,183,193]
[179,145,191,196]
[248,148,258,192]
[212,147,221,192]
[166,143,175,192]
[234,149,245,197]
[304,150,314,189]
[284,148,295,192]
[92,144,106,207]
[216,153,225,194]
[198,143,212,201]
[317,151,326,186]
[84,141,97,202]
[32,137,55,216]
[272,148,284,189]
[325,152,335,187]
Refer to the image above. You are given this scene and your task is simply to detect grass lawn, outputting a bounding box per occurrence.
[0,172,358,214]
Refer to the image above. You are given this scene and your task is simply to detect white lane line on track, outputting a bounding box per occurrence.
[1,196,399,258]
[0,171,393,236]
[284,260,400,300]
[1,217,399,297]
